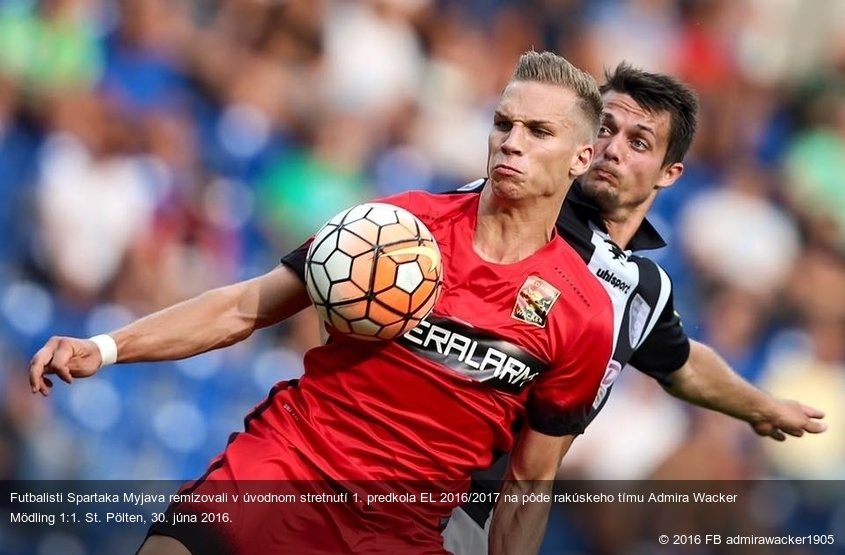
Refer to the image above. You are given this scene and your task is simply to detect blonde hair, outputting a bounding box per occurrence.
[511,51,602,140]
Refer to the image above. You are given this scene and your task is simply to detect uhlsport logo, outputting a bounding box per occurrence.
[595,268,632,294]
[511,276,560,328]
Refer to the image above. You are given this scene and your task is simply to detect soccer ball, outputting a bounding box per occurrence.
[305,202,442,341]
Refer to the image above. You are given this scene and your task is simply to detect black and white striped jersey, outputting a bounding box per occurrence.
[555,181,690,417]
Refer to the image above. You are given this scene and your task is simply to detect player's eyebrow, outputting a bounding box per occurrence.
[634,123,657,139]
[494,110,556,127]
[525,118,555,127]
[603,111,657,138]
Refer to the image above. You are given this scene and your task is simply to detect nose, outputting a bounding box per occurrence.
[500,126,525,156]
[600,134,622,163]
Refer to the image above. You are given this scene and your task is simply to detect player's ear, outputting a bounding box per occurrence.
[656,162,683,190]
[570,143,594,179]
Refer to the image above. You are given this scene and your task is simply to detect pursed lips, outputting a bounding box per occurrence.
[493,163,522,176]
[591,166,619,182]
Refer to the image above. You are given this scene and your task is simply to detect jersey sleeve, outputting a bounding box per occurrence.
[279,192,418,282]
[280,242,309,282]
[527,309,614,436]
[628,287,691,385]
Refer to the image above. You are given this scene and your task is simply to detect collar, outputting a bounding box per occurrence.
[566,181,667,252]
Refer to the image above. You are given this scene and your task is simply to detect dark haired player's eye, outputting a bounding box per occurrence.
[631,138,649,151]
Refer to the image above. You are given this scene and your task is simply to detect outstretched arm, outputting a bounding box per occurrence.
[662,340,827,440]
[30,264,310,395]
[489,428,574,555]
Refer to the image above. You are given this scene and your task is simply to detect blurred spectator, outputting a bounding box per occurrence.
[678,160,801,298]
[0,77,39,266]
[100,0,192,115]
[697,286,772,382]
[320,0,426,118]
[736,0,845,86]
[759,315,845,479]
[409,8,498,184]
[0,0,103,93]
[784,245,845,324]
[257,111,375,250]
[757,246,845,479]
[784,80,845,252]
[33,92,156,304]
[581,0,681,75]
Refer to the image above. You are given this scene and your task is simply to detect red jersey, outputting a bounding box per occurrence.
[283,191,613,476]
[153,191,613,554]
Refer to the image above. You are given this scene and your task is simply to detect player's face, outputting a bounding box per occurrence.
[581,91,683,212]
[487,80,593,203]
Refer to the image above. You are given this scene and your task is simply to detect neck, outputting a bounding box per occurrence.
[474,186,562,264]
[600,195,655,250]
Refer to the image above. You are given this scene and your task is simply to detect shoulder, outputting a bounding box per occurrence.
[377,190,475,222]
[627,252,674,290]
[546,238,614,322]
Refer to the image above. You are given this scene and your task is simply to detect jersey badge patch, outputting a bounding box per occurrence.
[628,293,651,348]
[512,276,560,327]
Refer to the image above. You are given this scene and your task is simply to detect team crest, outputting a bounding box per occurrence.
[512,276,561,328]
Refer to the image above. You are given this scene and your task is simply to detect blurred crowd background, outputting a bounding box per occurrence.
[0,0,843,553]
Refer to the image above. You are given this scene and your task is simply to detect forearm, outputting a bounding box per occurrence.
[662,340,827,439]
[111,266,310,363]
[489,431,573,555]
[111,285,255,363]
[489,479,553,555]
[663,341,772,424]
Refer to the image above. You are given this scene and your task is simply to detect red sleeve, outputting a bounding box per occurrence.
[526,309,614,436]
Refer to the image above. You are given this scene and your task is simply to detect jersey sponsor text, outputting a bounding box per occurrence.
[400,316,545,392]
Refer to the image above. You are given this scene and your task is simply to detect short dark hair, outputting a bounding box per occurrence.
[601,63,699,166]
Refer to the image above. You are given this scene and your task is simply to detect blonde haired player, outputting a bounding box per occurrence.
[30,51,613,555]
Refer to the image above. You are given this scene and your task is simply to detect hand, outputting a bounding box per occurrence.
[29,336,104,396]
[750,399,827,441]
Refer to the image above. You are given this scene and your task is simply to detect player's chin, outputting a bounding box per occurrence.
[489,177,526,200]
[581,177,618,204]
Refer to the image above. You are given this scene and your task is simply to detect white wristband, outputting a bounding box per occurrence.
[89,334,118,368]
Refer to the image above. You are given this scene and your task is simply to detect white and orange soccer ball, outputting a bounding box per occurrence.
[304,203,443,341]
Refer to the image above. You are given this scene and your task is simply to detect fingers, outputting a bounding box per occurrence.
[29,338,60,396]
[771,419,826,439]
[767,399,828,438]
[803,419,828,434]
[788,401,827,434]
[48,341,75,385]
[29,337,81,396]
[29,368,49,397]
[769,429,786,442]
[801,403,825,420]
